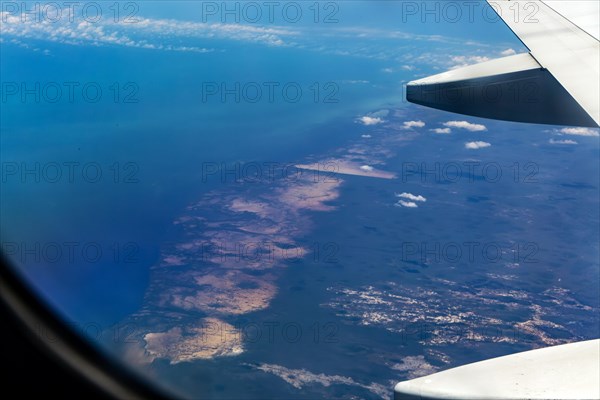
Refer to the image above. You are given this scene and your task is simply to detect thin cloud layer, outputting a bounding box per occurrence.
[558,127,599,137]
[370,109,389,118]
[549,139,578,145]
[0,11,297,52]
[431,128,451,134]
[0,9,505,66]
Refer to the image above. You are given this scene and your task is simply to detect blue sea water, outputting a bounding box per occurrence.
[1,36,407,326]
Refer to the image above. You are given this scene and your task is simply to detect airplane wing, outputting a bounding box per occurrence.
[406,0,600,127]
[394,339,600,400]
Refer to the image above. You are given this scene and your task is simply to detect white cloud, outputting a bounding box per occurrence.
[549,139,578,145]
[431,128,451,134]
[358,116,384,126]
[360,165,374,172]
[465,141,491,149]
[401,65,415,71]
[558,127,599,137]
[403,120,425,129]
[443,121,487,132]
[0,11,297,52]
[500,48,517,56]
[382,67,394,73]
[249,363,388,399]
[361,134,372,138]
[396,192,426,202]
[396,200,419,208]
[450,55,490,69]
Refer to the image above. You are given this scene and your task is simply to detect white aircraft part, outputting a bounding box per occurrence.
[542,0,600,40]
[487,0,600,126]
[394,339,600,400]
[406,51,595,126]
[407,1,600,127]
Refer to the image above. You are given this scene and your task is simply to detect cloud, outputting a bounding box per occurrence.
[396,193,426,202]
[328,26,486,48]
[249,363,388,399]
[395,193,426,208]
[2,8,483,62]
[382,67,394,73]
[549,139,578,145]
[558,127,599,137]
[401,65,415,71]
[361,134,372,138]
[465,141,491,149]
[0,11,297,52]
[396,200,418,208]
[0,9,501,64]
[391,356,438,380]
[443,121,487,132]
[431,128,451,134]
[360,165,374,172]
[450,55,490,69]
[402,120,425,129]
[501,48,517,56]
[370,109,389,117]
[358,116,384,126]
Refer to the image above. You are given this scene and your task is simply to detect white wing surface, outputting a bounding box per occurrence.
[406,0,599,127]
